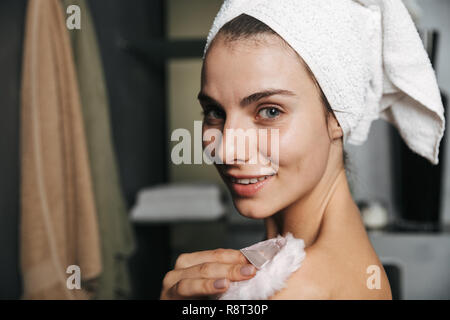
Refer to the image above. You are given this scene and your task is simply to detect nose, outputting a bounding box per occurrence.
[216,116,258,165]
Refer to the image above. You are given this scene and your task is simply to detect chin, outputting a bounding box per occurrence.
[231,197,276,220]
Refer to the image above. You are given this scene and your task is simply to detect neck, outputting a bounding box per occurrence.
[264,151,352,248]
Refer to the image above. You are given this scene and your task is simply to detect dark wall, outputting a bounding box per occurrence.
[88,0,168,204]
[0,0,27,299]
[88,0,170,299]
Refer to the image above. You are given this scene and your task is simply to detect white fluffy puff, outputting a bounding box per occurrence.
[218,232,306,300]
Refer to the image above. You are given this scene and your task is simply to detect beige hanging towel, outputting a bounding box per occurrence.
[63,0,136,299]
[20,0,102,299]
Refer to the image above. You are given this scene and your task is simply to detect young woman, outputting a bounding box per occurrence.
[161,0,444,300]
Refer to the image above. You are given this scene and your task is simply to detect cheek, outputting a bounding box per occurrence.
[277,112,330,185]
[202,124,222,151]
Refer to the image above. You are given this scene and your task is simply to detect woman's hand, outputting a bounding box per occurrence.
[160,248,257,300]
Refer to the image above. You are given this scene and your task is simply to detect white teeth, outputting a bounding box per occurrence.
[232,175,274,185]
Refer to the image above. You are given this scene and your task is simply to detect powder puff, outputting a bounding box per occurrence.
[219,232,306,300]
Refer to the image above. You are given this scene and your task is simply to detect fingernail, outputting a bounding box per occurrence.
[214,279,227,289]
[240,265,256,276]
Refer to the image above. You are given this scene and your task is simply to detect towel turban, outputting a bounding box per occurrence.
[203,0,445,165]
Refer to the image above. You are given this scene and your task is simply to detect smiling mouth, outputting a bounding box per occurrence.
[226,173,276,197]
[229,174,276,185]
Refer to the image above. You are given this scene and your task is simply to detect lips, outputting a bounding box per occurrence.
[226,173,275,197]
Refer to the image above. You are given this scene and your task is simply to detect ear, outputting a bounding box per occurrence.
[327,114,343,140]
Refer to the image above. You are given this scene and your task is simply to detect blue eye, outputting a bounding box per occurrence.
[258,107,281,119]
[203,107,225,122]
[208,109,224,119]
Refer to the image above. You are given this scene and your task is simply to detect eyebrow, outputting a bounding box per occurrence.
[197,89,296,108]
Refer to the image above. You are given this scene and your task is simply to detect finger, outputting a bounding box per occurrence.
[183,262,257,282]
[170,278,229,299]
[174,248,249,269]
[166,262,256,287]
[162,270,178,293]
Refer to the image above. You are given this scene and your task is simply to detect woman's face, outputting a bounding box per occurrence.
[200,34,334,219]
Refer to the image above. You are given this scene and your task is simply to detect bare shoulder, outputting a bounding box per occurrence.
[268,245,335,299]
[269,236,392,300]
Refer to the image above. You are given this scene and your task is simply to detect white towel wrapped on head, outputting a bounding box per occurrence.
[204,0,445,165]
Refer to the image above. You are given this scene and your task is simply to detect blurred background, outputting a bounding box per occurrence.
[0,0,449,300]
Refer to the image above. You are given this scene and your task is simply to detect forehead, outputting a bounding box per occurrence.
[201,35,314,97]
